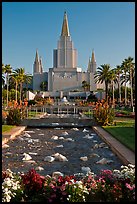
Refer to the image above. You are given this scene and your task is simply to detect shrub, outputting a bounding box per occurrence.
[6,108,22,125]
[93,101,115,126]
[2,110,8,125]
[2,164,135,202]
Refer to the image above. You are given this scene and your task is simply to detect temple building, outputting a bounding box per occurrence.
[32,12,98,97]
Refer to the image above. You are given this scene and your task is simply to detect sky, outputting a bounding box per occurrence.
[2,2,135,75]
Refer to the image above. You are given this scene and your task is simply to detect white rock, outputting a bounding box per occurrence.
[52,171,64,177]
[99,143,106,148]
[51,136,58,140]
[72,128,79,131]
[83,128,89,132]
[22,153,32,161]
[80,156,88,161]
[90,133,96,136]
[29,152,38,155]
[90,153,100,158]
[18,137,24,141]
[56,145,64,148]
[25,131,35,133]
[35,166,44,171]
[38,133,44,136]
[83,134,93,139]
[65,138,74,142]
[2,144,10,148]
[44,156,55,162]
[52,123,59,125]
[61,131,69,136]
[23,160,36,164]
[96,158,108,164]
[54,128,61,129]
[33,139,39,143]
[53,153,68,162]
[59,137,64,140]
[81,166,91,173]
[28,139,33,143]
[93,144,99,149]
[93,140,98,143]
[23,132,31,138]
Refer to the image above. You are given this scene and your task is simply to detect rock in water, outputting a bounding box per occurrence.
[61,131,69,136]
[51,136,58,140]
[22,153,32,161]
[23,132,31,137]
[90,153,100,158]
[56,145,64,148]
[35,166,44,171]
[44,156,55,162]
[52,171,64,177]
[96,158,108,164]
[80,156,88,161]
[81,166,91,173]
[83,128,89,132]
[72,128,79,131]
[53,153,68,162]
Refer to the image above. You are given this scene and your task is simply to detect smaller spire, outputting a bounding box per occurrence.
[35,49,39,62]
[91,49,96,63]
[39,57,43,73]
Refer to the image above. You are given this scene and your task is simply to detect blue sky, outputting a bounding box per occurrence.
[2,2,135,75]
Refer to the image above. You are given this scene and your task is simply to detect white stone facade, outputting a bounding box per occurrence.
[33,12,98,93]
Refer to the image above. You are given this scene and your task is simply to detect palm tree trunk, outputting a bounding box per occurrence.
[20,83,22,103]
[112,81,115,108]
[105,83,108,103]
[6,74,9,107]
[15,82,18,102]
[118,73,121,104]
[124,72,127,106]
[130,67,133,108]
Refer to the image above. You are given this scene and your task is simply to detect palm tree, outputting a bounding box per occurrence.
[115,65,123,104]
[121,57,134,107]
[4,64,12,107]
[14,68,32,103]
[2,64,5,87]
[40,81,48,91]
[109,69,117,108]
[10,71,20,103]
[126,57,135,108]
[14,68,25,103]
[94,64,112,102]
[82,80,90,91]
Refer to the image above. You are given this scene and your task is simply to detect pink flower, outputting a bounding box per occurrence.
[125,183,135,191]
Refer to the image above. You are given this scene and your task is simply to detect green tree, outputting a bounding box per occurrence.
[94,64,111,102]
[109,68,117,108]
[40,81,48,91]
[82,80,90,91]
[3,64,12,107]
[115,65,123,104]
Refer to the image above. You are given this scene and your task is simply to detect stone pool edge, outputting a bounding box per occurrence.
[92,126,135,165]
[2,126,27,145]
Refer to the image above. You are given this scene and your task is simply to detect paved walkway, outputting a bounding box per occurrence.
[2,125,135,165]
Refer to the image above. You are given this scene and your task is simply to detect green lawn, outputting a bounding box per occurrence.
[2,125,16,133]
[103,117,135,152]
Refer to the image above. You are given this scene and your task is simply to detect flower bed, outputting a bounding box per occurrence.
[2,164,135,202]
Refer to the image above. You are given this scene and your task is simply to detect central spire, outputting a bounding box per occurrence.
[61,11,70,36]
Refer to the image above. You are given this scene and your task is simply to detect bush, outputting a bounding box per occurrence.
[2,110,8,125]
[93,101,115,126]
[2,164,135,202]
[6,108,22,125]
